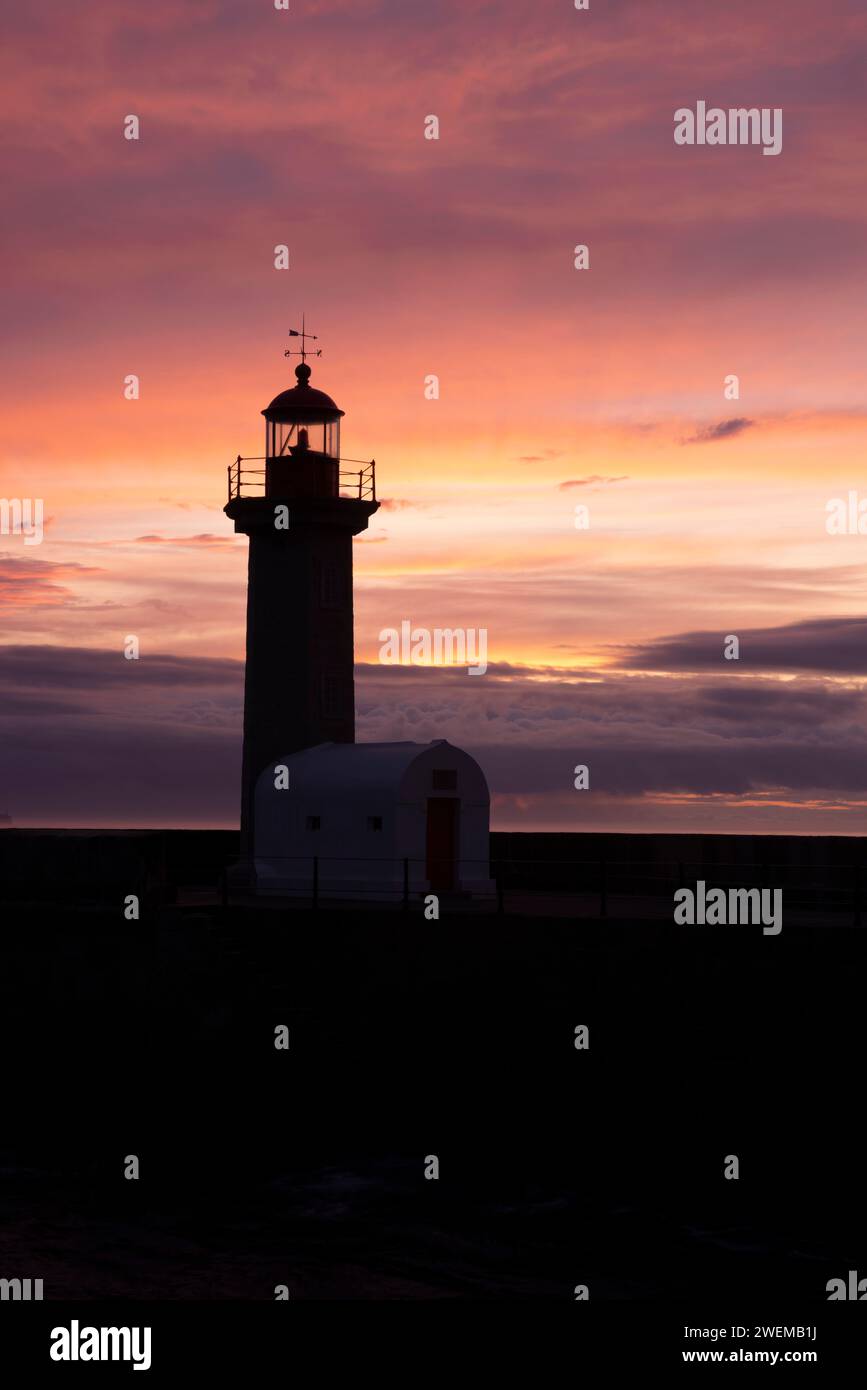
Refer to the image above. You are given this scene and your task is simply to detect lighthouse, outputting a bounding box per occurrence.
[225,327,378,856]
[226,327,492,900]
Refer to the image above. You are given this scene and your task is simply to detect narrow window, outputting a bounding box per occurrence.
[321,674,350,719]
[321,563,347,609]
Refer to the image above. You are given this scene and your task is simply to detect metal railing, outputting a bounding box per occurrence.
[200,852,865,923]
[227,455,376,503]
[2,841,863,923]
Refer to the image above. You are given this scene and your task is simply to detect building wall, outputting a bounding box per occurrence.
[239,523,355,854]
[253,742,492,897]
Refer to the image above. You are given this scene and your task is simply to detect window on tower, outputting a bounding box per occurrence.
[266,419,340,459]
[321,563,347,609]
[321,674,350,720]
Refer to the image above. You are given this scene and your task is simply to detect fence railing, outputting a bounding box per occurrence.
[226,456,376,503]
[2,849,863,924]
[206,853,865,924]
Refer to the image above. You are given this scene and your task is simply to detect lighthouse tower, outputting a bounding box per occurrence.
[225,329,378,855]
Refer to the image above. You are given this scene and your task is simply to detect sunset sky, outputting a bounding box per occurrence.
[2,0,866,831]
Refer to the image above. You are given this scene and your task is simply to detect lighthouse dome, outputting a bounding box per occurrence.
[262,363,344,422]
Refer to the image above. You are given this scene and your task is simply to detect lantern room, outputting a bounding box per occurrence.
[263,362,343,461]
[262,361,345,499]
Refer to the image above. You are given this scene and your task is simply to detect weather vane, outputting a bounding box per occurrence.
[284,314,322,366]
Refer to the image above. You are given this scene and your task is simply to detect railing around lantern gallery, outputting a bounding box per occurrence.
[226,455,376,504]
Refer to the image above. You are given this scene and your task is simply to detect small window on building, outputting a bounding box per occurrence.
[306,815,321,831]
[319,672,350,717]
[367,815,383,831]
[321,674,351,720]
[432,769,457,790]
[321,562,347,609]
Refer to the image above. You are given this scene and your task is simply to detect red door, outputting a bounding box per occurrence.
[426,798,458,890]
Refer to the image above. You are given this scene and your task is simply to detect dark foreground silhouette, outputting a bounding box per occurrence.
[1,836,865,1299]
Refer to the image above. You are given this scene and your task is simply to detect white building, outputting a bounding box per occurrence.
[253,739,492,901]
